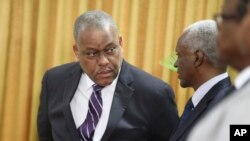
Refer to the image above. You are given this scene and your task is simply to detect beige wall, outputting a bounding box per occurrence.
[0,0,225,141]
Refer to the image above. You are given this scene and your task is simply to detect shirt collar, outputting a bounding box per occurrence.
[235,66,250,89]
[192,72,228,107]
[81,73,95,92]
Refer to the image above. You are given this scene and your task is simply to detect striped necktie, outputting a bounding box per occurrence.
[78,84,103,141]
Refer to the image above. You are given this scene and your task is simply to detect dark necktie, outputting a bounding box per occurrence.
[78,84,103,141]
[178,98,194,126]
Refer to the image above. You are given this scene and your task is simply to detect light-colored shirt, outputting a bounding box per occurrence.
[187,65,250,141]
[234,66,250,89]
[187,77,250,141]
[70,73,118,141]
[192,72,228,107]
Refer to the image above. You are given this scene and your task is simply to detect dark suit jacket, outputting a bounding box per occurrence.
[37,60,179,141]
[169,77,232,141]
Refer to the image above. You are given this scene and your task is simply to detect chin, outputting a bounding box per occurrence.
[97,79,113,87]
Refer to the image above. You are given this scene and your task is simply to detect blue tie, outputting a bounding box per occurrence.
[178,98,194,125]
[78,84,103,141]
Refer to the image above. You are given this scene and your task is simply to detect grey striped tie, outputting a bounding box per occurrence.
[78,84,103,141]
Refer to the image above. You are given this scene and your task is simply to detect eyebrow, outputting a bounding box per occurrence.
[84,48,98,51]
[84,42,117,51]
[105,42,117,48]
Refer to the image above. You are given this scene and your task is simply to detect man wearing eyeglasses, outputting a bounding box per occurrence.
[214,0,250,72]
[37,10,179,141]
[187,0,250,141]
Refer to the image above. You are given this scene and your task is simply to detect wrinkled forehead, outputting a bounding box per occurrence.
[79,26,119,40]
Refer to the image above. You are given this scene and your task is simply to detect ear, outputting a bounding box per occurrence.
[119,36,123,47]
[73,44,79,59]
[194,49,204,67]
[118,36,124,54]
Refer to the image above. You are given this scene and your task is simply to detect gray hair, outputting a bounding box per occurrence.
[181,20,218,65]
[73,10,119,43]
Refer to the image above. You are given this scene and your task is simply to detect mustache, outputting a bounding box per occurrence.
[97,67,113,74]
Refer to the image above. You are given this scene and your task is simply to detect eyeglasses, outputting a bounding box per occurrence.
[213,13,241,25]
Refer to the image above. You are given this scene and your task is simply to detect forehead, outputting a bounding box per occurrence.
[222,0,239,13]
[79,27,115,42]
[176,39,183,52]
[176,41,191,55]
[176,32,189,52]
[78,27,119,50]
[81,27,111,37]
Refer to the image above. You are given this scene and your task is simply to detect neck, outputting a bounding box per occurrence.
[192,68,225,91]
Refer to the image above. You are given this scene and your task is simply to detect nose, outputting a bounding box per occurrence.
[98,53,109,66]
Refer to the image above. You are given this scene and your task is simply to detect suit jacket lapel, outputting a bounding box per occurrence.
[101,61,134,141]
[172,98,209,140]
[62,63,82,141]
[173,77,231,140]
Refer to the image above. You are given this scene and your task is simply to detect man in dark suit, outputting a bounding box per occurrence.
[37,10,179,141]
[169,20,232,141]
[187,0,250,140]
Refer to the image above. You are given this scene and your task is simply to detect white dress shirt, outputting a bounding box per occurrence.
[192,72,228,107]
[70,73,118,141]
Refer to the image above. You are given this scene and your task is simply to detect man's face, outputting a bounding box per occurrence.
[216,0,244,69]
[73,27,123,86]
[174,39,196,88]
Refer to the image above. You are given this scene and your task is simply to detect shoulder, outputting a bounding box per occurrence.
[46,62,80,74]
[122,61,174,95]
[43,62,81,81]
[209,77,232,102]
[188,85,250,141]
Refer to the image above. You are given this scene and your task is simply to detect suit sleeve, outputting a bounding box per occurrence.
[148,84,179,141]
[37,72,54,141]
